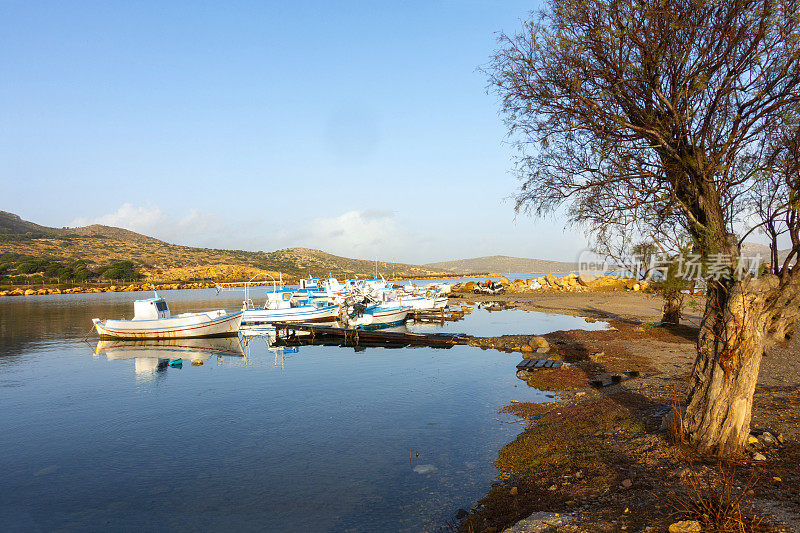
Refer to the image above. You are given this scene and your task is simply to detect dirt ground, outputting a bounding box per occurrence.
[449,292,800,533]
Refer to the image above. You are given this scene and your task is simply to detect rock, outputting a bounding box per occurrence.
[632,283,641,291]
[544,273,557,286]
[748,435,759,445]
[499,277,511,285]
[536,346,550,353]
[669,521,702,533]
[620,478,632,489]
[529,336,549,349]
[465,281,476,291]
[509,486,518,496]
[529,281,542,290]
[520,345,534,353]
[761,432,776,445]
[24,289,35,296]
[522,351,538,360]
[752,452,767,461]
[413,464,437,474]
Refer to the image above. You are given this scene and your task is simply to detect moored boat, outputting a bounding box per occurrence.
[241,290,339,325]
[92,292,242,339]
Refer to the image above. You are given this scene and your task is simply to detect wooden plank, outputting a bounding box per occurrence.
[265,322,460,347]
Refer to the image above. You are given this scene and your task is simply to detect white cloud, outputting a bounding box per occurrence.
[296,210,410,259]
[69,203,223,245]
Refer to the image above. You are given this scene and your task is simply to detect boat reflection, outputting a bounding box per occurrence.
[94,337,244,380]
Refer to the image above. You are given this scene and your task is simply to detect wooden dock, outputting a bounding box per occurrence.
[516,359,564,370]
[269,322,469,348]
[407,307,469,324]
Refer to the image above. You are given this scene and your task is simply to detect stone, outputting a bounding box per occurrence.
[509,486,518,496]
[620,478,632,489]
[499,277,511,285]
[761,432,776,445]
[632,283,640,291]
[520,345,534,353]
[465,281,475,291]
[536,346,550,353]
[668,521,702,533]
[752,452,767,461]
[529,336,549,349]
[748,435,759,445]
[24,289,35,296]
[544,274,557,286]
[413,464,437,474]
[529,281,542,290]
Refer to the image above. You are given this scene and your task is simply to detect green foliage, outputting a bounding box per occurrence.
[101,260,141,280]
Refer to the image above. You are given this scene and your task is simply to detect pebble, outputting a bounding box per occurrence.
[761,432,776,445]
[509,486,518,496]
[668,521,702,533]
[413,464,437,474]
[752,452,767,461]
[748,435,759,445]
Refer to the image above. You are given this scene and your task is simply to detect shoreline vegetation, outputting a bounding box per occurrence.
[448,291,800,533]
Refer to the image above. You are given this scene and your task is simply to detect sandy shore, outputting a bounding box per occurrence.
[451,291,800,533]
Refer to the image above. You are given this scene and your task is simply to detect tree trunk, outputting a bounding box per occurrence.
[683,274,794,455]
[661,294,683,324]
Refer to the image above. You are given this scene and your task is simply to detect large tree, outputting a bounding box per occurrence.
[488,0,800,455]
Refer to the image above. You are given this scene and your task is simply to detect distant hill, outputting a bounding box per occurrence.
[0,210,448,281]
[425,255,580,275]
[740,242,790,265]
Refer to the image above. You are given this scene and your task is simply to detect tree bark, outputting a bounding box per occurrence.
[661,294,683,324]
[683,274,797,455]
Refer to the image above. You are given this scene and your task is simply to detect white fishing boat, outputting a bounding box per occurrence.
[340,297,411,329]
[241,291,339,325]
[92,292,242,339]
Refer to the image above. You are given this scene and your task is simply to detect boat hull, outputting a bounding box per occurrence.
[241,305,339,325]
[94,310,243,339]
[351,306,411,329]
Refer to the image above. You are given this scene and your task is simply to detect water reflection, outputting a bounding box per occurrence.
[94,337,245,381]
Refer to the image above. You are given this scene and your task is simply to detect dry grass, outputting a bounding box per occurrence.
[663,463,765,532]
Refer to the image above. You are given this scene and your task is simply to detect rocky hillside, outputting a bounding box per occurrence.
[0,211,448,282]
[425,255,580,275]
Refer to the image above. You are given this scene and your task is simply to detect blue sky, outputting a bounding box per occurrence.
[1,0,593,263]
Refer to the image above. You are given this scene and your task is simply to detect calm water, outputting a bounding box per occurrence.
[0,289,601,532]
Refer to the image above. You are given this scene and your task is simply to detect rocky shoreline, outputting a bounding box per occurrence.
[451,273,649,295]
[0,281,220,297]
[449,292,800,533]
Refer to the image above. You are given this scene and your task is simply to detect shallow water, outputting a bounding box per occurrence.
[407,305,608,337]
[0,289,597,532]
